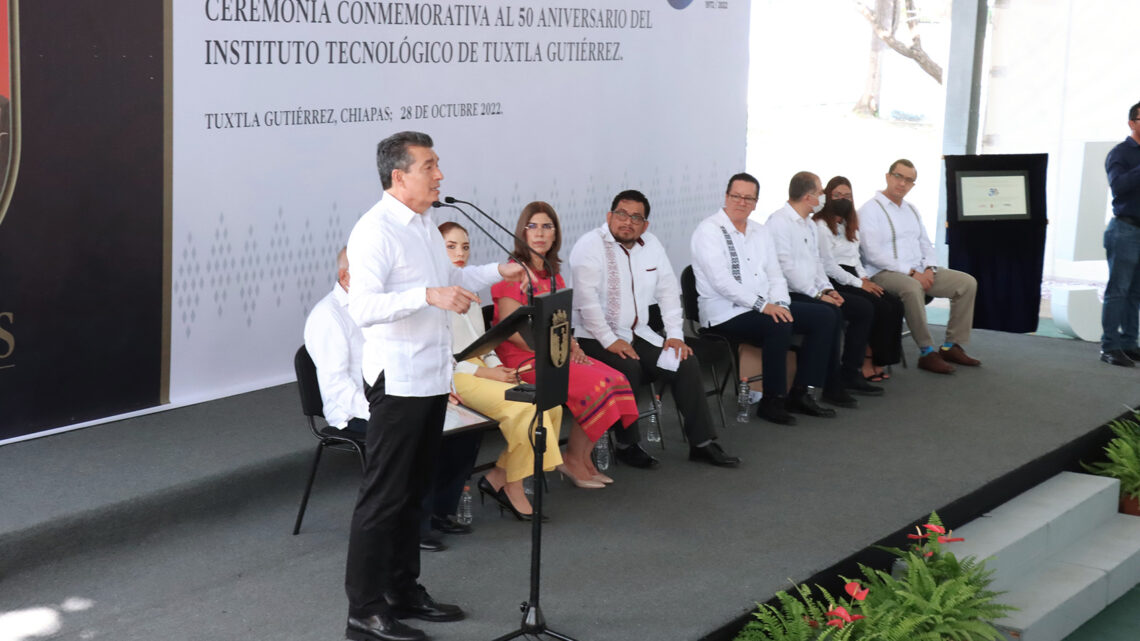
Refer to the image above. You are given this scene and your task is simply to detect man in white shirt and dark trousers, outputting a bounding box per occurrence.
[343,131,527,641]
[305,248,479,554]
[765,172,881,404]
[858,159,979,375]
[570,189,741,468]
[691,173,838,425]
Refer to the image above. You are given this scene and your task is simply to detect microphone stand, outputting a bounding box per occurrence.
[445,196,557,295]
[435,198,579,641]
[433,200,534,305]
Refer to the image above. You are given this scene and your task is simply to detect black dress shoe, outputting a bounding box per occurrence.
[822,387,858,408]
[1101,349,1136,367]
[418,536,446,552]
[1123,348,1140,362]
[431,515,473,535]
[614,443,659,468]
[386,584,465,622]
[346,613,426,641]
[689,442,741,467]
[843,375,885,396]
[788,390,837,418]
[757,396,796,425]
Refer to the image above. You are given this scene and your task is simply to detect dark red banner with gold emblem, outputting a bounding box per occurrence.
[0,1,164,441]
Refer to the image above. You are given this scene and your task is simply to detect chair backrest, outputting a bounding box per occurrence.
[680,265,701,325]
[294,345,325,420]
[482,303,495,329]
[647,303,664,334]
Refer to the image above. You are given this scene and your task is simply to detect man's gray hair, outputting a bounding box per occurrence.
[376,131,434,189]
[788,171,819,201]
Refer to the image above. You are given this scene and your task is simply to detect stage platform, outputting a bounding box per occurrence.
[1,328,1137,641]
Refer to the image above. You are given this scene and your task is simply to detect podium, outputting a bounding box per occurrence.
[458,288,579,641]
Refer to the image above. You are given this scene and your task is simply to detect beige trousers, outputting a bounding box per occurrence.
[870,268,977,349]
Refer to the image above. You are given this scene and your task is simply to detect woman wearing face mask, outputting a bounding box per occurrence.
[813,176,904,381]
[491,201,640,490]
[440,221,564,521]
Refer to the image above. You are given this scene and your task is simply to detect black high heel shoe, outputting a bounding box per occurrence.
[476,476,547,522]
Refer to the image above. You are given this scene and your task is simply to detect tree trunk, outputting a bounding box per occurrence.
[854,0,894,116]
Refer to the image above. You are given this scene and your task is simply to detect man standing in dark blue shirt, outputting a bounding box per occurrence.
[1102,100,1140,367]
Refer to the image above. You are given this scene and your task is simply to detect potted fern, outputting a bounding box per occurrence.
[736,513,1014,641]
[1083,411,1140,516]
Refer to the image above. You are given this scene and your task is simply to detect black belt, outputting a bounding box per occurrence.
[1118,216,1140,228]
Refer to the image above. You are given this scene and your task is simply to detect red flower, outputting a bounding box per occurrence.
[924,550,934,557]
[827,619,845,628]
[851,614,866,622]
[923,523,946,534]
[827,606,853,621]
[907,533,928,540]
[937,535,965,544]
[845,581,869,601]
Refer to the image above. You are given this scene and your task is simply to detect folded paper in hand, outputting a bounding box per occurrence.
[656,346,681,372]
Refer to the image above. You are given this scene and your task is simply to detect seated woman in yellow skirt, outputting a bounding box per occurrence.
[441,221,562,521]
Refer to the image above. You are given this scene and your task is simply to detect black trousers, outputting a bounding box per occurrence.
[420,431,481,535]
[578,335,717,446]
[345,373,448,617]
[789,292,873,383]
[832,270,904,366]
[711,302,835,395]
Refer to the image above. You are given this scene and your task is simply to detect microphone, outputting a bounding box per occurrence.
[432,200,535,304]
[443,196,556,294]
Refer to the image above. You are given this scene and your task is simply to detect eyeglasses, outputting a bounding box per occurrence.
[611,210,647,224]
[889,172,917,185]
[525,222,555,231]
[727,194,758,204]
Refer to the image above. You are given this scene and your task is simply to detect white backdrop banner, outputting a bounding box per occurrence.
[171,0,749,405]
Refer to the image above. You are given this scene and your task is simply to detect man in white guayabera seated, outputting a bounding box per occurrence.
[857,158,980,375]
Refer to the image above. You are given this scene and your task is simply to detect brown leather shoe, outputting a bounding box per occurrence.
[918,351,955,374]
[939,344,980,366]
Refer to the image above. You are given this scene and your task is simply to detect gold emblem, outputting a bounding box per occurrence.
[549,309,570,368]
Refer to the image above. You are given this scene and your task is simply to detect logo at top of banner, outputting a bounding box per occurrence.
[668,0,694,8]
[0,0,18,230]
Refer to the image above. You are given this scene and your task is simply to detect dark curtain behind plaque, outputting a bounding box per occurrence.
[944,153,1048,334]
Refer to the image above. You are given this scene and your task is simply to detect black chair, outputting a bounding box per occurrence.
[679,266,738,429]
[292,345,366,535]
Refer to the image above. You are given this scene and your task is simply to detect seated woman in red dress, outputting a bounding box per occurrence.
[492,201,639,489]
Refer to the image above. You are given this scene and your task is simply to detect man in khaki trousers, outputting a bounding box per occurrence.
[857,159,979,374]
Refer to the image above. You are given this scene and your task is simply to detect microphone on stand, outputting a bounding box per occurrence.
[432,200,535,305]
[443,196,557,295]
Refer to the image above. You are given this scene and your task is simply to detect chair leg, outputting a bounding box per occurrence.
[707,361,728,431]
[353,442,367,471]
[293,443,326,535]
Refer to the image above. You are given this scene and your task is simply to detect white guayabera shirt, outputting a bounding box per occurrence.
[346,192,501,397]
[690,209,790,328]
[568,223,684,349]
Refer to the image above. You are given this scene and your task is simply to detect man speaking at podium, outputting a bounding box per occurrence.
[343,131,527,641]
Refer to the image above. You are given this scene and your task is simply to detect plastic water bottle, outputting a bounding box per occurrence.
[457,485,473,525]
[645,395,662,444]
[736,378,751,423]
[593,436,611,471]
